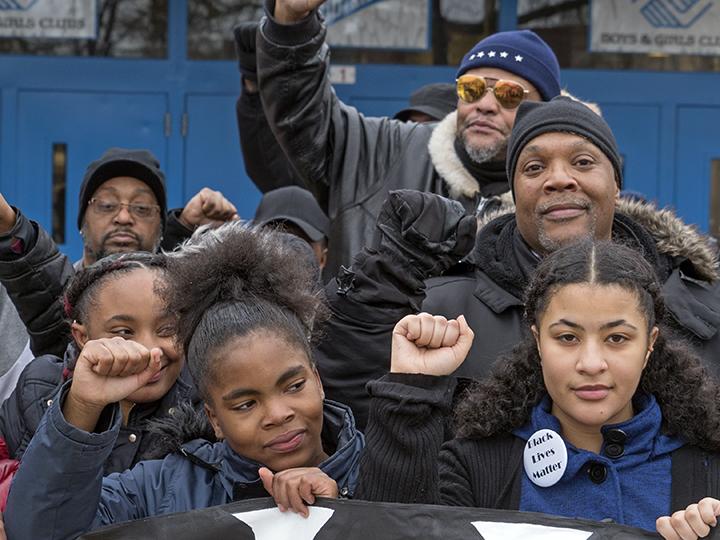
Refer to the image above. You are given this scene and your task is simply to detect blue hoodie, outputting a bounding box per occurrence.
[5,383,364,540]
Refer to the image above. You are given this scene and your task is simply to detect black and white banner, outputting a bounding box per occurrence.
[590,0,720,55]
[0,0,96,39]
[80,497,662,539]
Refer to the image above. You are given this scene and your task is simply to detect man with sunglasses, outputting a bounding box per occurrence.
[256,0,561,278]
[0,147,238,359]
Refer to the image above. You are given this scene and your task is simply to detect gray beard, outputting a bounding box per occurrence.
[461,132,507,164]
[535,213,597,253]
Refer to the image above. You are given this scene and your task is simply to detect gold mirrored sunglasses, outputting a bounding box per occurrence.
[456,74,529,109]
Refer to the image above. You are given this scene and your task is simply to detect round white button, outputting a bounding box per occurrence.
[523,429,567,488]
[128,433,137,443]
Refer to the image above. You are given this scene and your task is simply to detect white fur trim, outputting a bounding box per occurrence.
[428,111,480,199]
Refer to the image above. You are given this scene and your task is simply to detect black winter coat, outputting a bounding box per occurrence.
[315,196,720,430]
[0,209,193,358]
[257,9,507,278]
[356,374,720,515]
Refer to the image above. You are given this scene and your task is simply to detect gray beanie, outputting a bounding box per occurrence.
[506,96,622,200]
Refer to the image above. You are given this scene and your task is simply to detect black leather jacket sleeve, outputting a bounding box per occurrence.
[236,89,308,193]
[256,8,422,214]
[314,191,476,429]
[0,211,73,358]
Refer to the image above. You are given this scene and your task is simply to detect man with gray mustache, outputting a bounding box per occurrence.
[314,97,720,429]
[0,148,238,358]
[257,0,562,277]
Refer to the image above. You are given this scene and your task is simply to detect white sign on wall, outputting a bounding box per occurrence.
[322,0,430,50]
[590,0,720,55]
[0,0,96,39]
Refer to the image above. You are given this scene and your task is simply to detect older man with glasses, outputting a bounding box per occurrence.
[0,147,237,359]
[255,0,561,278]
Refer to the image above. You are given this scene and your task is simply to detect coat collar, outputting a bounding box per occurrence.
[475,196,718,283]
[428,111,481,200]
[181,400,364,500]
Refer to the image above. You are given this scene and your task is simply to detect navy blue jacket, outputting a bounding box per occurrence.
[5,384,364,540]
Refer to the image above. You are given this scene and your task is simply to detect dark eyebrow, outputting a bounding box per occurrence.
[549,318,582,329]
[520,140,600,158]
[96,185,155,199]
[221,364,307,402]
[520,144,543,155]
[601,319,638,331]
[107,314,135,323]
[549,319,638,331]
[276,365,307,386]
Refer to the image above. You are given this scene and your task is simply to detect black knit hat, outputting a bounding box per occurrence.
[77,148,167,230]
[506,96,622,200]
[393,83,457,122]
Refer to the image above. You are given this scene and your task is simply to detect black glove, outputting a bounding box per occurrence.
[233,22,258,82]
[373,189,477,280]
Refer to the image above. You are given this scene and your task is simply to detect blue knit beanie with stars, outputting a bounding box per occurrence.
[456,30,561,101]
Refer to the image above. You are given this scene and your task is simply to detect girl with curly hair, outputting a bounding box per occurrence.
[0,252,192,507]
[5,224,363,540]
[358,239,720,540]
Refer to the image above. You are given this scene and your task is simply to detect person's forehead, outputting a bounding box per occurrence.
[93,176,156,201]
[521,131,602,156]
[463,66,540,97]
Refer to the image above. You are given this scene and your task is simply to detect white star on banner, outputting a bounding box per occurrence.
[478,51,485,58]
[472,521,592,540]
[488,51,496,57]
[515,55,523,62]
[233,507,334,539]
[500,51,508,58]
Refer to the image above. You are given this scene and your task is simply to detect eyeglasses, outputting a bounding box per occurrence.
[456,75,529,109]
[88,198,161,219]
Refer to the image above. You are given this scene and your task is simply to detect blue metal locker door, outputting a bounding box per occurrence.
[598,104,663,202]
[675,106,720,232]
[183,93,261,221]
[15,90,168,262]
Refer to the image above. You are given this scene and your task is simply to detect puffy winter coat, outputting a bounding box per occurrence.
[0,344,198,473]
[315,192,720,429]
[5,385,364,540]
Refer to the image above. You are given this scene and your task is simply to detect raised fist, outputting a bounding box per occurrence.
[390,313,474,376]
[179,187,239,230]
[68,337,162,414]
[374,189,477,280]
[274,0,326,24]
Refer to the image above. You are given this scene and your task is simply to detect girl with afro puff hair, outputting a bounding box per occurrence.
[5,223,364,540]
[357,240,720,540]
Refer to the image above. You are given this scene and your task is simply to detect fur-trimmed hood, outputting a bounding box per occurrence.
[475,195,718,282]
[428,111,482,200]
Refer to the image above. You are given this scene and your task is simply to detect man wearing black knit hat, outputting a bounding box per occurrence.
[314,96,720,429]
[0,147,238,358]
[257,0,562,279]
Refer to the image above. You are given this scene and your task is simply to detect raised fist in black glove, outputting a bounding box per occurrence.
[373,189,477,280]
